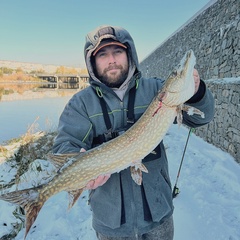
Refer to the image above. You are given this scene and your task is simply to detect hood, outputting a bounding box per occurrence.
[84,25,140,91]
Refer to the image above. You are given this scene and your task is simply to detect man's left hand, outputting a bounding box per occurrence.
[193,68,200,94]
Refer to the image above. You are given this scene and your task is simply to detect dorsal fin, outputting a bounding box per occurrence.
[47,152,80,169]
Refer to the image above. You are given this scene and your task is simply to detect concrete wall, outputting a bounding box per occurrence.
[139,0,240,162]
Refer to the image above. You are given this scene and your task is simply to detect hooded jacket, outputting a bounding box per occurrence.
[52,25,215,237]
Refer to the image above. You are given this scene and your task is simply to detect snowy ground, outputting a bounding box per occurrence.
[0,125,240,240]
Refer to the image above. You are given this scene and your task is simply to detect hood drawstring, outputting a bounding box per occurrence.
[96,86,103,98]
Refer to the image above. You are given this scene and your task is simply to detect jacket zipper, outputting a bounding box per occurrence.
[119,100,125,128]
[121,89,139,238]
[129,177,139,239]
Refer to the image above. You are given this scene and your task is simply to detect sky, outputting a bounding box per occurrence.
[1,124,240,239]
[0,0,213,68]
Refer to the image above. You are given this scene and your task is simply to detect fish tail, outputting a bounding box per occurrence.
[0,187,45,239]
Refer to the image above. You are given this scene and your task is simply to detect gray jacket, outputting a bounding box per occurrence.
[52,25,215,237]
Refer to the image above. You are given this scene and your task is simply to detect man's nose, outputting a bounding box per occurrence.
[108,53,116,63]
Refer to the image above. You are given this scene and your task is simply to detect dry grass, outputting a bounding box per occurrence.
[0,131,56,189]
[0,116,57,190]
[0,128,57,239]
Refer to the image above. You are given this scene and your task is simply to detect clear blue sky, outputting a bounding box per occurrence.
[0,0,211,68]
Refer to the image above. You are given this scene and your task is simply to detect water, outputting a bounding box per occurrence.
[0,96,72,144]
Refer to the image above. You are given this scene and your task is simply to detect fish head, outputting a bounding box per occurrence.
[163,50,196,106]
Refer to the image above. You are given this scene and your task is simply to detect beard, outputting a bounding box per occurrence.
[96,64,129,88]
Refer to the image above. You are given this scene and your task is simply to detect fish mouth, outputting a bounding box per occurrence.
[162,50,196,105]
[177,50,195,77]
[175,50,196,80]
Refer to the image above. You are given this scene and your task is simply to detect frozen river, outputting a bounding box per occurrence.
[0,96,71,144]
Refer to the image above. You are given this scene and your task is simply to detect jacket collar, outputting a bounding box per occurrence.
[90,71,141,100]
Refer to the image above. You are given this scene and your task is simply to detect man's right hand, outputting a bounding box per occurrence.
[85,174,111,190]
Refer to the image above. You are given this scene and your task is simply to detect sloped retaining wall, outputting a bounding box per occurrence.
[199,78,240,162]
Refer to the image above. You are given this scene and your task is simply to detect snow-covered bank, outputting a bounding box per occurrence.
[0,125,240,240]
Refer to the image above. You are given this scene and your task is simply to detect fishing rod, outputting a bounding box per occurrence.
[172,128,194,198]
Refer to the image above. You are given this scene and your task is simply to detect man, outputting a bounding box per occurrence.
[52,25,215,240]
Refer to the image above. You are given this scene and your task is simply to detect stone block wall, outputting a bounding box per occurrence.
[139,0,240,162]
[200,79,240,162]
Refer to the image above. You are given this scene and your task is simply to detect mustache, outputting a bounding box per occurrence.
[104,64,123,72]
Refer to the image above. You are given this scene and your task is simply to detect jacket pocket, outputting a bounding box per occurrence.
[88,189,95,206]
[89,173,123,229]
[142,159,174,223]
[160,168,172,189]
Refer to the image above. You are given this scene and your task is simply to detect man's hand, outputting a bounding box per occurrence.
[85,174,111,190]
[80,148,111,190]
[193,68,200,94]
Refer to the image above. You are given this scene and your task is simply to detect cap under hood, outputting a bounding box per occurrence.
[84,25,140,91]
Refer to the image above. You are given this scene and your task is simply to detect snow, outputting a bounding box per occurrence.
[1,124,240,240]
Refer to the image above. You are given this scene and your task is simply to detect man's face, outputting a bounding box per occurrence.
[94,45,129,88]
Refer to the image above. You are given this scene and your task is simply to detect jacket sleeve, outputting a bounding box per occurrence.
[52,94,93,154]
[182,80,215,128]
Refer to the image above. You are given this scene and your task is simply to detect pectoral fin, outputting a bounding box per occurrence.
[182,105,205,118]
[177,104,205,126]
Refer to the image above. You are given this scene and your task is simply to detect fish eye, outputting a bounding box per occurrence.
[170,70,178,78]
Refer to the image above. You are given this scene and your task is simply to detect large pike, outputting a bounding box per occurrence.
[0,50,203,239]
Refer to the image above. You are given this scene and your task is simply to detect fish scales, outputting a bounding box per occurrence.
[0,49,200,239]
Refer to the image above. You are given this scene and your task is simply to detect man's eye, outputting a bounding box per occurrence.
[97,52,106,57]
[114,49,123,54]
